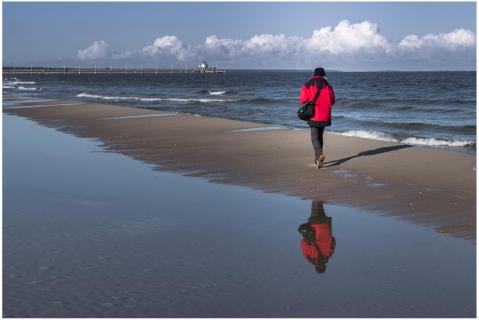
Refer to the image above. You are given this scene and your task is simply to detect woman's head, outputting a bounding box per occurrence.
[314,67,326,77]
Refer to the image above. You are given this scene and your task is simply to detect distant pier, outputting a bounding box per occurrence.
[3,65,226,75]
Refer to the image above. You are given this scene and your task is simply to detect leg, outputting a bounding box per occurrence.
[317,126,325,156]
[310,127,322,161]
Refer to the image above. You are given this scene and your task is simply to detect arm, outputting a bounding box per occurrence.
[299,84,310,104]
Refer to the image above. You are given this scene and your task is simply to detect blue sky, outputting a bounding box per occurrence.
[3,2,477,70]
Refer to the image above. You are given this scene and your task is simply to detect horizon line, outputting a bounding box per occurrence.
[2,66,476,73]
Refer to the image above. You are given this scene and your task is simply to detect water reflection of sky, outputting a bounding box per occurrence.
[4,114,475,317]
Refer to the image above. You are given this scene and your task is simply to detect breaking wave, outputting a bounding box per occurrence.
[198,89,231,95]
[208,90,228,95]
[332,130,397,142]
[17,86,40,91]
[76,93,237,103]
[357,120,476,134]
[3,79,39,90]
[77,92,292,107]
[401,137,475,147]
[10,81,36,85]
[331,130,475,147]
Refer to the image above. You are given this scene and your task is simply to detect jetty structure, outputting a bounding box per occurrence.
[2,61,225,75]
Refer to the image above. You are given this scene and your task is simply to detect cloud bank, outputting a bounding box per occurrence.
[77,20,476,70]
[398,29,475,50]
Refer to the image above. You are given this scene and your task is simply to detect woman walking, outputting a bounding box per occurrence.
[299,68,335,168]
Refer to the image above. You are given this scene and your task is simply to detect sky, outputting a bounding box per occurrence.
[3,2,477,71]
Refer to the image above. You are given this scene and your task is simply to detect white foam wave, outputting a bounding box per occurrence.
[168,97,236,103]
[331,130,474,147]
[77,93,161,101]
[3,85,14,89]
[209,90,227,95]
[76,93,236,103]
[401,137,474,147]
[11,81,36,85]
[17,86,39,91]
[332,130,397,142]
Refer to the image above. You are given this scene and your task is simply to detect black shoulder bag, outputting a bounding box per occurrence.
[297,80,322,121]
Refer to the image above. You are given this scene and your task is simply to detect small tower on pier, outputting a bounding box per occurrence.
[198,61,209,73]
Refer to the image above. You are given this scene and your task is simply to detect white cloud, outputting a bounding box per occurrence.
[199,20,390,58]
[200,33,301,60]
[142,35,190,60]
[244,34,300,55]
[399,28,475,50]
[77,40,110,60]
[203,35,242,56]
[306,20,391,54]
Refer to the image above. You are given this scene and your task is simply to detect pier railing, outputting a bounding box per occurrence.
[2,66,226,75]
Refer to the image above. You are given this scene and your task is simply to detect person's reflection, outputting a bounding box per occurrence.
[298,201,336,273]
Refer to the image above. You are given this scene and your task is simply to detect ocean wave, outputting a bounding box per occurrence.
[78,92,291,106]
[331,130,475,147]
[236,98,286,105]
[392,106,417,111]
[77,93,162,101]
[401,137,475,147]
[332,130,397,142]
[209,90,228,95]
[198,89,230,95]
[340,97,476,106]
[358,120,476,133]
[392,106,470,114]
[3,85,14,89]
[17,86,40,91]
[76,92,237,103]
[199,95,287,105]
[167,97,236,103]
[9,81,36,85]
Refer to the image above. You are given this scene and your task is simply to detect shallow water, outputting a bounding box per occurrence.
[3,114,476,317]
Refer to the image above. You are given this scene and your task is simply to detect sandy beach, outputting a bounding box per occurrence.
[4,98,475,239]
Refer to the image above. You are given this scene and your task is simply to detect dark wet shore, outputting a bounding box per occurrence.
[3,97,476,240]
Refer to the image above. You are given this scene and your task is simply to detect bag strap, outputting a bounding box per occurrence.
[310,79,323,104]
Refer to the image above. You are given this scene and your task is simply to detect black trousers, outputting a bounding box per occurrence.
[310,126,325,159]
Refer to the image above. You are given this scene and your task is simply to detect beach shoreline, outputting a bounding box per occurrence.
[3,98,476,239]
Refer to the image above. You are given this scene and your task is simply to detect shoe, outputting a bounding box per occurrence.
[317,154,325,169]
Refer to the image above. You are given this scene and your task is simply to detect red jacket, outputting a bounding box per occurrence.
[299,76,335,126]
[300,222,336,261]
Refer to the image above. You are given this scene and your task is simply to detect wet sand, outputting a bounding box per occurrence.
[3,98,476,239]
